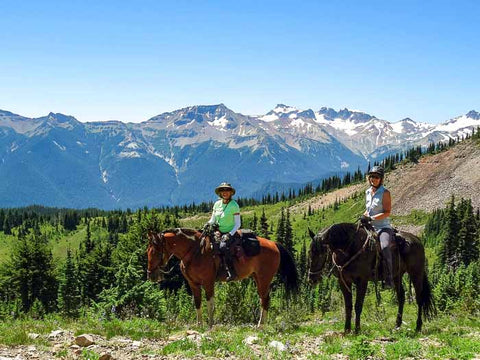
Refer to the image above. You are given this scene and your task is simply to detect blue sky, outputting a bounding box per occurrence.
[1,0,478,124]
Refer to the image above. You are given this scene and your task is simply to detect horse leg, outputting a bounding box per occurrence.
[406,255,428,332]
[354,280,368,334]
[204,282,215,327]
[339,280,353,333]
[253,273,270,327]
[411,272,425,332]
[394,274,405,329]
[190,283,203,325]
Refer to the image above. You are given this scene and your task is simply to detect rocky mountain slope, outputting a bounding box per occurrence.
[295,137,480,221]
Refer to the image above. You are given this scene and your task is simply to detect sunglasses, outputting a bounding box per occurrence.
[219,188,232,192]
[369,175,380,179]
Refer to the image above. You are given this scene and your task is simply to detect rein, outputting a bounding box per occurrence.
[331,229,374,293]
[150,230,203,275]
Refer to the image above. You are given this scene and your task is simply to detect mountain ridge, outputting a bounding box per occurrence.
[1,104,479,208]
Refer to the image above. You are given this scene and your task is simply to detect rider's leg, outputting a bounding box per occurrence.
[379,229,394,288]
[219,237,237,281]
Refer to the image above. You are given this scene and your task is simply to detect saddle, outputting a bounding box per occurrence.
[358,223,407,255]
[358,223,408,282]
[237,229,261,257]
[205,229,260,280]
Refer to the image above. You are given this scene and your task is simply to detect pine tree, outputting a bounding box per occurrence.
[85,220,93,253]
[284,209,294,255]
[0,209,4,232]
[275,208,285,244]
[440,195,460,270]
[3,216,12,235]
[8,232,58,313]
[58,248,81,317]
[457,199,479,266]
[251,212,258,232]
[298,239,308,282]
[259,209,270,238]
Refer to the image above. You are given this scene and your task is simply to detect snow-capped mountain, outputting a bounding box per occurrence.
[0,105,479,208]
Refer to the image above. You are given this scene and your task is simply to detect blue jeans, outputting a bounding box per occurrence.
[378,228,394,284]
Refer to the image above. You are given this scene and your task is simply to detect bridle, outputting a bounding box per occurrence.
[147,232,175,276]
[308,236,331,277]
[308,225,374,293]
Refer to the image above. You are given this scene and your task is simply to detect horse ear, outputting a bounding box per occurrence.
[147,231,155,242]
[308,228,316,240]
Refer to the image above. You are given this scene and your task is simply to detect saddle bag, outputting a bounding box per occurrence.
[240,229,261,257]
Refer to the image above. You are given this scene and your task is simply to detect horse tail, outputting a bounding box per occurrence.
[420,273,437,321]
[275,242,299,297]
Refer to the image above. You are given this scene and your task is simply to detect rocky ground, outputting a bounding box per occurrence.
[0,327,329,360]
[2,325,478,360]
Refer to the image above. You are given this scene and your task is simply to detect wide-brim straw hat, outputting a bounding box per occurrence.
[215,182,236,196]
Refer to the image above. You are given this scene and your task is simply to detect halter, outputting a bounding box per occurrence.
[147,232,174,276]
[147,229,202,276]
[330,227,375,293]
[308,230,332,277]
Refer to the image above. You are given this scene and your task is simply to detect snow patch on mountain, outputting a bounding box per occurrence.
[435,114,480,133]
[53,141,66,151]
[119,151,141,158]
[125,142,140,149]
[102,170,108,183]
[259,114,279,122]
[207,115,229,130]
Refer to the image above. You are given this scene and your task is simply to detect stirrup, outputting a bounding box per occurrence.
[226,270,237,282]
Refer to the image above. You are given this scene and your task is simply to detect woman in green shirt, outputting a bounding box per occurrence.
[205,182,241,281]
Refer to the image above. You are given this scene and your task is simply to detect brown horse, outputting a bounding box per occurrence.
[147,228,298,326]
[308,223,436,333]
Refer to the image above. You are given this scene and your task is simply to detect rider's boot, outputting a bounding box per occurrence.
[225,252,237,282]
[382,247,394,289]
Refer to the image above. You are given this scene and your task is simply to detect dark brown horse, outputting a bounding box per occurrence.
[147,228,298,326]
[308,223,436,333]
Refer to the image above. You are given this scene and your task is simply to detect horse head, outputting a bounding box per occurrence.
[308,227,331,284]
[146,231,171,282]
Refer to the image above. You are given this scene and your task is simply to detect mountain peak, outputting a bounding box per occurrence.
[46,112,81,127]
[318,107,375,123]
[466,110,480,120]
[273,104,298,113]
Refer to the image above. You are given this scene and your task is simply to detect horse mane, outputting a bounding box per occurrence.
[162,228,200,241]
[327,223,358,248]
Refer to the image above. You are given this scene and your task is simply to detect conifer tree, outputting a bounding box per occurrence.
[457,199,479,266]
[298,238,308,281]
[259,209,270,238]
[0,209,4,232]
[284,208,294,255]
[275,208,285,244]
[440,195,460,270]
[3,216,12,235]
[85,220,93,253]
[58,248,81,317]
[8,232,57,312]
[251,212,258,232]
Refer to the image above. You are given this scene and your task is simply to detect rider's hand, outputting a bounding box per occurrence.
[360,215,372,224]
[221,233,231,242]
[202,223,211,232]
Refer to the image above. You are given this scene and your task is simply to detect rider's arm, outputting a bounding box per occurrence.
[229,213,241,235]
[207,211,216,225]
[372,190,392,220]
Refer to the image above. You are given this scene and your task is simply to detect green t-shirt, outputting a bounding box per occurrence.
[212,199,240,233]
